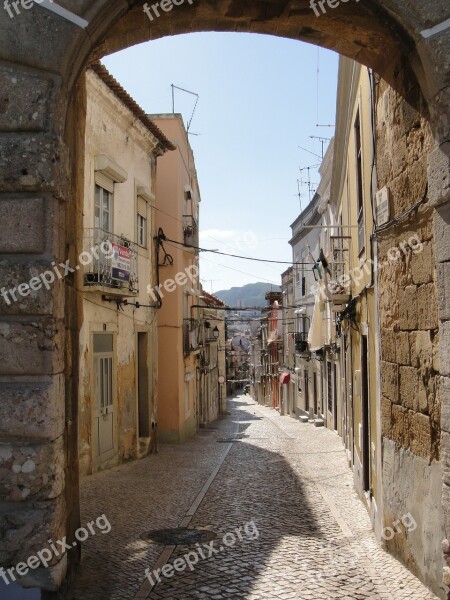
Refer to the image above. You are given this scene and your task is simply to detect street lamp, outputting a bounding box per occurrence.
[212,326,220,340]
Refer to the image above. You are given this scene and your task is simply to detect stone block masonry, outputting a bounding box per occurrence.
[0,0,448,597]
[376,69,445,594]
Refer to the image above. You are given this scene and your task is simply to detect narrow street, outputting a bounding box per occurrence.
[71,395,437,600]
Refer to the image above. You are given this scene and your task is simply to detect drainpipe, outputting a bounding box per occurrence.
[369,66,383,540]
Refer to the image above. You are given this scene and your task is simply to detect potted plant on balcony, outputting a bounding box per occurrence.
[117,234,132,249]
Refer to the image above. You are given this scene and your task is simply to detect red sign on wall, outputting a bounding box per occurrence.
[111,243,131,282]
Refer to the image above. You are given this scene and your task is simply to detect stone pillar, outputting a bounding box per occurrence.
[0,59,77,595]
[432,134,450,594]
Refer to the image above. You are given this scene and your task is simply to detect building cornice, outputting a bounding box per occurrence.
[89,62,176,153]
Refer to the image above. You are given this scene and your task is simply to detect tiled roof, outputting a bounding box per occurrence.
[89,61,176,153]
[202,290,227,307]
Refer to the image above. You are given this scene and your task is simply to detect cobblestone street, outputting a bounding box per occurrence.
[71,396,439,600]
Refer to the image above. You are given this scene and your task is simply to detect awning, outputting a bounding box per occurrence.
[308,282,325,352]
[280,372,291,384]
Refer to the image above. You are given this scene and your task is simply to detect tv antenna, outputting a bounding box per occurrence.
[298,145,322,160]
[298,165,318,203]
[309,135,331,159]
[292,179,304,212]
[201,279,219,294]
[171,84,200,135]
[315,48,335,129]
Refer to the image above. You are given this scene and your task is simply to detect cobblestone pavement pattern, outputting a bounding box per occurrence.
[72,396,439,599]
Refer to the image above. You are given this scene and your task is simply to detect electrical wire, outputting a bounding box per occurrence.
[161,235,314,267]
[153,204,183,226]
[201,232,283,275]
[374,186,428,234]
[83,296,156,326]
[200,254,281,286]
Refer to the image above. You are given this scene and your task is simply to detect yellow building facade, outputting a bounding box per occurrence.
[79,64,174,474]
[326,57,381,529]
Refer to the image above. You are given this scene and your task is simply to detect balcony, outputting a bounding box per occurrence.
[329,235,351,306]
[295,332,310,355]
[183,318,199,355]
[83,228,138,296]
[183,215,198,248]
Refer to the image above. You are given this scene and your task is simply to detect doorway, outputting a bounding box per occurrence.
[361,335,370,493]
[93,333,115,468]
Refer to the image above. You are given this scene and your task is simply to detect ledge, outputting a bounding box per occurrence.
[95,154,128,183]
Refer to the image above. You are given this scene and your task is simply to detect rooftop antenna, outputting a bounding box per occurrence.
[309,135,331,159]
[292,179,304,212]
[315,48,335,129]
[171,84,200,134]
[299,165,319,203]
[201,279,219,294]
[298,145,322,160]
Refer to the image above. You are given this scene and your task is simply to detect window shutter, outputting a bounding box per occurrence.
[137,196,147,217]
[95,172,114,194]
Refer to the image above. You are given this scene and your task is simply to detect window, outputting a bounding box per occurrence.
[327,361,333,413]
[137,196,148,247]
[302,316,308,335]
[354,111,365,253]
[301,276,306,297]
[137,214,147,247]
[95,184,113,232]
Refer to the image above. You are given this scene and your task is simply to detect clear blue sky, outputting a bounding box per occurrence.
[103,32,338,293]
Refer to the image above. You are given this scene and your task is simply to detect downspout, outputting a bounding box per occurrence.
[369,67,383,539]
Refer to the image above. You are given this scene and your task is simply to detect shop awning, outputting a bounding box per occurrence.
[280,372,291,384]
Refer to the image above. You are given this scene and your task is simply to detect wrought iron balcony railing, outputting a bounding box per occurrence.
[183,215,198,248]
[83,228,138,294]
[295,332,309,354]
[183,318,199,355]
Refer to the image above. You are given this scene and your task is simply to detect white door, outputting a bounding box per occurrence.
[93,334,115,465]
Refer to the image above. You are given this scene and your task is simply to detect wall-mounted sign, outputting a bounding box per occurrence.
[218,375,225,384]
[376,187,390,227]
[111,243,131,282]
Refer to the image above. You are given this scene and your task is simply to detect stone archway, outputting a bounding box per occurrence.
[0,0,449,597]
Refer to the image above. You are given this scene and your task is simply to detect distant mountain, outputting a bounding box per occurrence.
[214,282,281,308]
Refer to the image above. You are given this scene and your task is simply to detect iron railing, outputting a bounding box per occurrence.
[295,332,309,354]
[183,215,198,248]
[183,318,199,355]
[83,228,138,293]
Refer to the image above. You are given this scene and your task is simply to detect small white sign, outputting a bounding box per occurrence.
[376,187,390,227]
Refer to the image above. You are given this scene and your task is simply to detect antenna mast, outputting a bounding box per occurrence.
[170,84,200,134]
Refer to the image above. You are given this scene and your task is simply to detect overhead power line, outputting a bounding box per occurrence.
[161,235,313,267]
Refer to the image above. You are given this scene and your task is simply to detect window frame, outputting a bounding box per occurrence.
[95,184,113,233]
[137,212,147,248]
[354,109,365,255]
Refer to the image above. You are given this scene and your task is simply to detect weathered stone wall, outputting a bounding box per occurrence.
[376,62,446,596]
[0,1,448,597]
